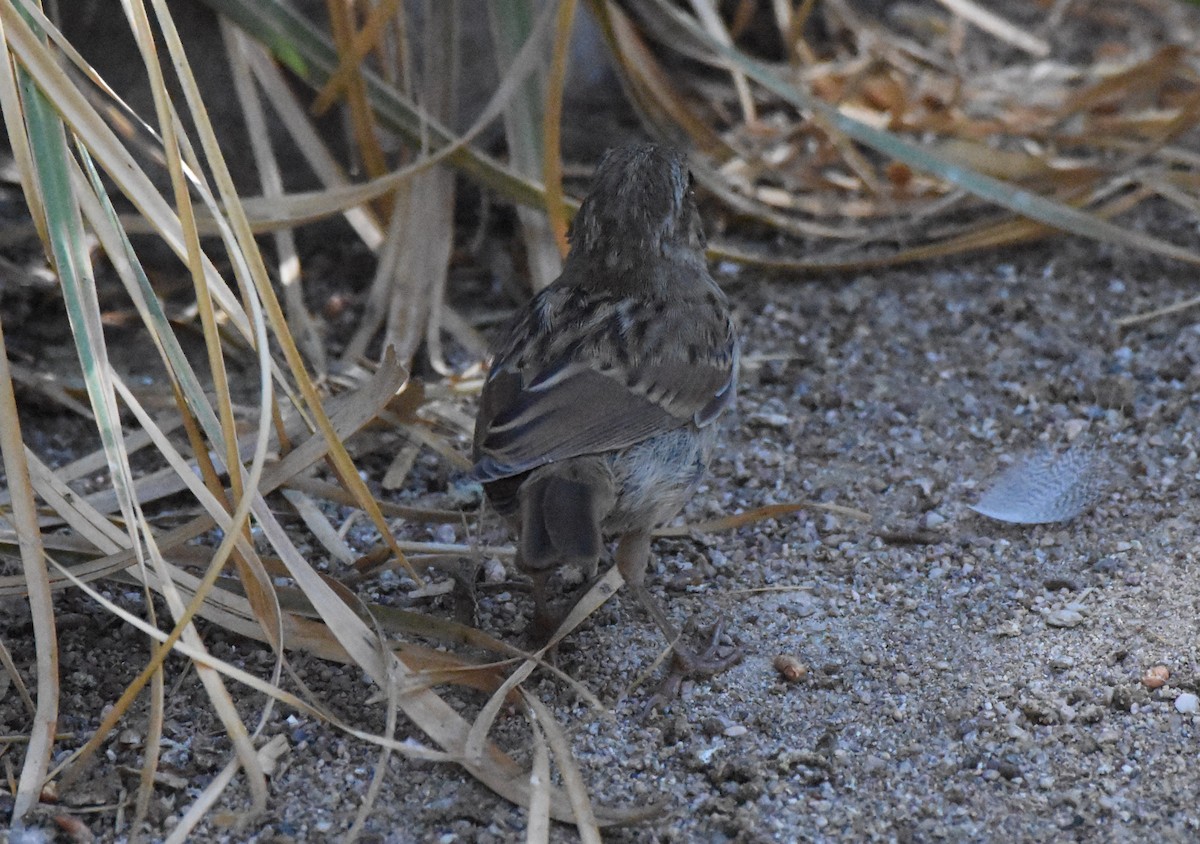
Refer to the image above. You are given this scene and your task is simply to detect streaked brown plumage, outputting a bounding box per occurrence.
[471,143,740,694]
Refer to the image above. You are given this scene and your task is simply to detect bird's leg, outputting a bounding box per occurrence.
[616,531,742,706]
[527,569,560,645]
[450,557,481,626]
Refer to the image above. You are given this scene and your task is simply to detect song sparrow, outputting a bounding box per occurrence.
[472,143,741,694]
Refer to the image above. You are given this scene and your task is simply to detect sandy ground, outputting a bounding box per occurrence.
[3,194,1199,842]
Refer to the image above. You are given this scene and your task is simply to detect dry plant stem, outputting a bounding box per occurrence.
[342,192,409,362]
[386,165,456,364]
[0,319,55,826]
[202,0,549,210]
[48,558,459,766]
[310,0,406,116]
[77,368,629,823]
[53,374,276,811]
[284,474,467,522]
[411,1,459,371]
[341,4,460,367]
[489,1,563,291]
[130,661,166,844]
[0,637,35,715]
[242,44,385,249]
[225,23,327,374]
[687,0,757,122]
[653,499,871,537]
[165,734,290,844]
[322,0,392,216]
[115,27,288,795]
[932,0,1050,57]
[522,693,604,844]
[542,0,576,257]
[525,713,552,843]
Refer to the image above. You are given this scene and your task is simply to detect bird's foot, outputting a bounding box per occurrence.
[642,618,742,717]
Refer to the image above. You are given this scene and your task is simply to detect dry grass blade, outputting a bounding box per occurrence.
[281,488,357,565]
[522,693,603,844]
[4,361,93,418]
[51,377,275,816]
[310,0,404,117]
[321,0,390,210]
[687,0,757,121]
[655,500,871,537]
[459,576,621,769]
[932,0,1049,56]
[0,637,35,716]
[254,500,643,825]
[346,613,402,843]
[239,41,384,248]
[541,0,576,257]
[130,662,166,844]
[525,713,552,844]
[122,9,564,245]
[25,450,128,553]
[83,1,284,804]
[0,319,55,824]
[491,0,564,291]
[0,4,254,339]
[134,1,415,618]
[224,22,326,373]
[465,651,544,771]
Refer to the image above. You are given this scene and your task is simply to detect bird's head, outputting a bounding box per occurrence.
[569,143,705,271]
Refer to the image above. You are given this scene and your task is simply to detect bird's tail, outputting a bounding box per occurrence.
[516,457,616,573]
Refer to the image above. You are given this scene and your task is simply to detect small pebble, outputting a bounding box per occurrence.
[750,412,791,429]
[1142,665,1170,689]
[1045,608,1084,628]
[1064,419,1088,441]
[483,557,507,583]
[1174,693,1199,715]
[724,725,748,738]
[773,655,808,682]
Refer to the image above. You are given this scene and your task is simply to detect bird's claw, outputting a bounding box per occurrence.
[641,619,743,718]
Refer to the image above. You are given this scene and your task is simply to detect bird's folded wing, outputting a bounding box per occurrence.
[471,349,733,483]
